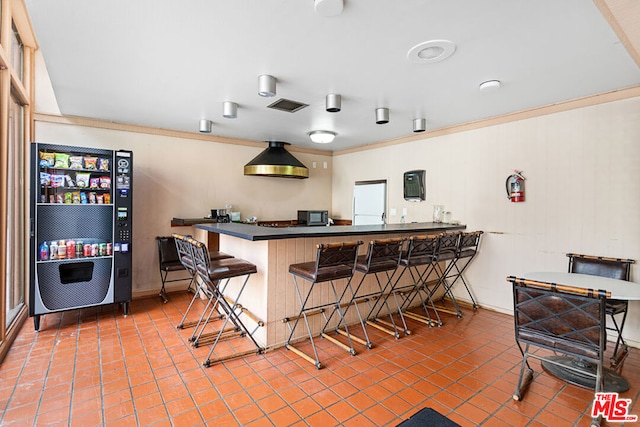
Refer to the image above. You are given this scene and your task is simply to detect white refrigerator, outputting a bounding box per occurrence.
[353,181,386,225]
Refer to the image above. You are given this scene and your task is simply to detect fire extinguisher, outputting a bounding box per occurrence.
[505,170,525,202]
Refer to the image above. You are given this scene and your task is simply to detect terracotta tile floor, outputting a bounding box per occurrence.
[1,293,638,426]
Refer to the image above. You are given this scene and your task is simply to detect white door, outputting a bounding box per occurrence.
[353,180,386,225]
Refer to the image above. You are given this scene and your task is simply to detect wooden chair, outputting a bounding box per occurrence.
[566,253,635,369]
[508,276,608,427]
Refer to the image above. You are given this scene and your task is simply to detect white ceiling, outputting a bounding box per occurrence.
[25,0,640,152]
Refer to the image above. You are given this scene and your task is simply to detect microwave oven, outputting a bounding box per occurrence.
[297,210,328,226]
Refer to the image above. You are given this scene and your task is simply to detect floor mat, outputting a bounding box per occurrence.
[396,407,461,427]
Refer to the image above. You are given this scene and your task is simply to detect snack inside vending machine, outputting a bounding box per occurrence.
[29,142,133,331]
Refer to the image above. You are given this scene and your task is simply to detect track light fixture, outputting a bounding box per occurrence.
[199,119,212,133]
[326,94,341,112]
[413,118,426,132]
[223,101,238,119]
[375,108,389,124]
[258,75,276,97]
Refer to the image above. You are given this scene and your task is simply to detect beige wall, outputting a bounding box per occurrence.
[32,121,334,296]
[332,96,640,346]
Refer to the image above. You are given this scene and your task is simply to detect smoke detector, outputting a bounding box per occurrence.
[314,0,343,16]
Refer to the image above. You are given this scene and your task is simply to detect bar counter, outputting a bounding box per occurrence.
[193,222,466,349]
[195,221,465,241]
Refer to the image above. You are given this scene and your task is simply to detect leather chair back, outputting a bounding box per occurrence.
[567,253,633,281]
[509,276,607,360]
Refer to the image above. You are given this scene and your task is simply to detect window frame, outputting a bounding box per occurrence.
[0,0,36,362]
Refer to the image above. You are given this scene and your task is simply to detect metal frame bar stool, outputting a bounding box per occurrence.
[441,230,483,311]
[397,234,444,329]
[157,235,193,303]
[285,241,363,369]
[344,238,406,345]
[172,233,233,330]
[374,234,443,335]
[427,231,464,317]
[188,237,263,367]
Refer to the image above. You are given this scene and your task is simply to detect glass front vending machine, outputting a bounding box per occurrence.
[29,142,133,331]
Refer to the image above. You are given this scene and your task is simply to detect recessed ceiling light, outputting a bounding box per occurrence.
[407,40,456,64]
[479,80,501,92]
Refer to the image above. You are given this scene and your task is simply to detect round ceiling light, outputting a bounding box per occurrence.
[407,40,456,64]
[309,130,336,144]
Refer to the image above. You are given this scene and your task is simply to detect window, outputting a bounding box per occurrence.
[11,22,24,82]
[1,0,35,361]
[5,90,26,327]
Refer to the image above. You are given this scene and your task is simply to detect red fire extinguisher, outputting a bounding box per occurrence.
[505,170,525,202]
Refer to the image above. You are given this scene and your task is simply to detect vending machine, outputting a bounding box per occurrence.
[29,142,133,331]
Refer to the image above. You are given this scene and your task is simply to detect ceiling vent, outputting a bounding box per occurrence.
[267,98,309,113]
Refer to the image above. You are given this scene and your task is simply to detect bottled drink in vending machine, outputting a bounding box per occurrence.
[58,240,66,259]
[66,240,76,259]
[39,241,49,261]
[50,241,58,260]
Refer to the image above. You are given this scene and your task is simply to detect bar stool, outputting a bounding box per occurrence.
[428,231,464,317]
[383,234,443,334]
[188,237,263,367]
[443,230,483,311]
[285,241,363,369]
[338,238,406,346]
[172,233,233,330]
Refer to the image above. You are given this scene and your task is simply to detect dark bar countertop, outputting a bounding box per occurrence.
[194,222,466,242]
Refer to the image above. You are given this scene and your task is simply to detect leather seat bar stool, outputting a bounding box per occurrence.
[327,238,406,348]
[567,253,635,370]
[373,234,443,336]
[441,230,483,312]
[172,233,233,330]
[157,236,193,303]
[426,231,464,317]
[396,234,444,329]
[286,241,363,369]
[188,237,263,367]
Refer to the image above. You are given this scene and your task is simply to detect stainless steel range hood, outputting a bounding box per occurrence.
[244,141,309,179]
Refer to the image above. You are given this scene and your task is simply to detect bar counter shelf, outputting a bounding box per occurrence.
[190,221,466,353]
